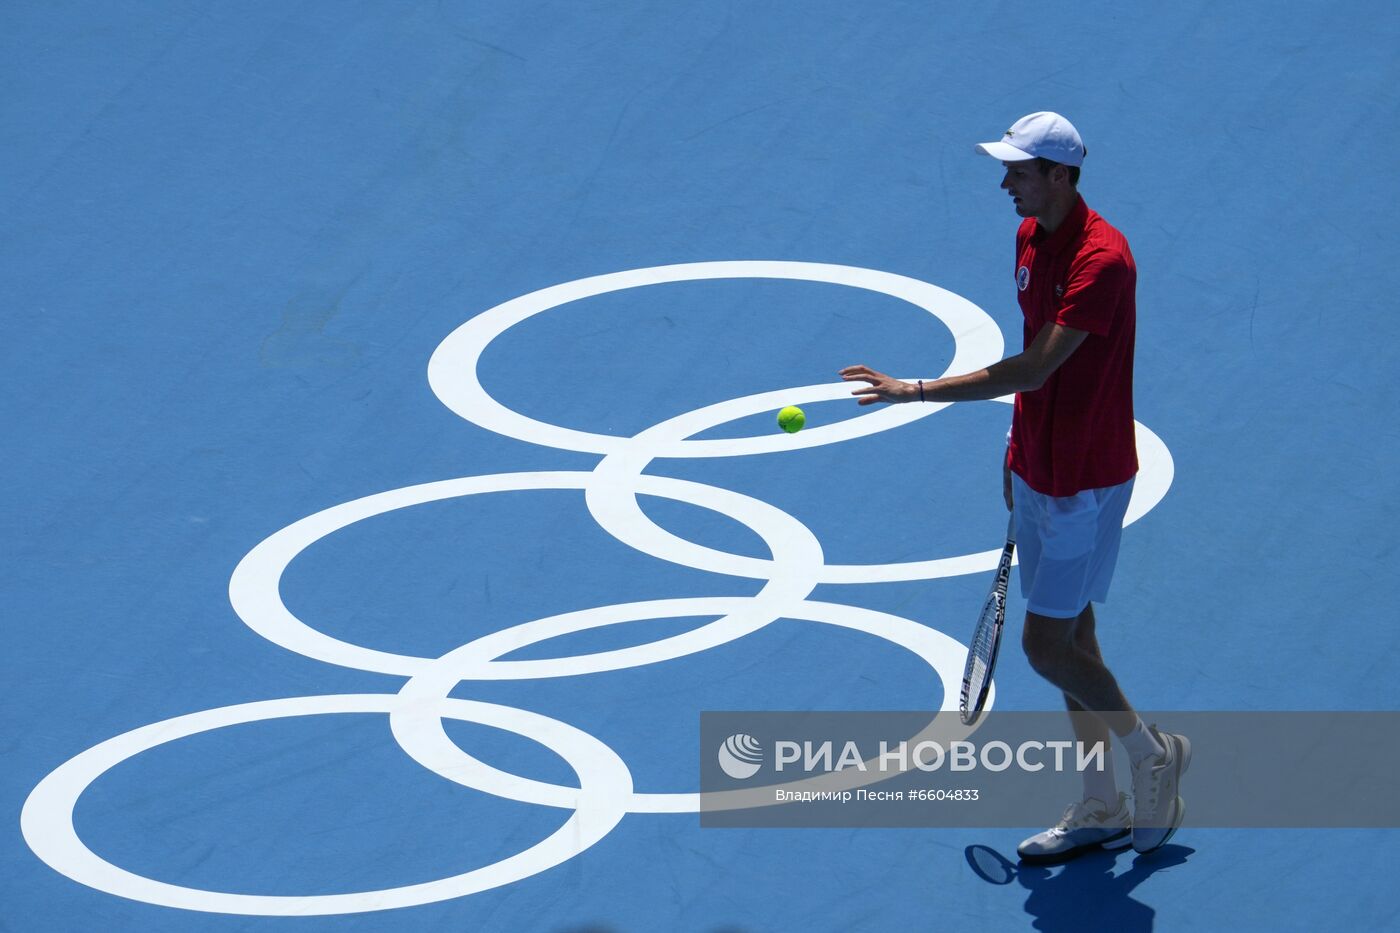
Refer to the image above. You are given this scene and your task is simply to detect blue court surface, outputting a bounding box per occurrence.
[5,3,1399,930]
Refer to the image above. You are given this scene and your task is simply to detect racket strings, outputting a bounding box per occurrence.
[960,530,1014,723]
[962,600,1002,711]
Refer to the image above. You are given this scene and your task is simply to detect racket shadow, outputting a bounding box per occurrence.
[964,842,1194,932]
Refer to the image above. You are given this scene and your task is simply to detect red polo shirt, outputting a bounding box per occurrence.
[1006,195,1138,496]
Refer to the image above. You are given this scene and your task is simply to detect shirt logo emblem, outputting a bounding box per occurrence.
[1016,266,1030,291]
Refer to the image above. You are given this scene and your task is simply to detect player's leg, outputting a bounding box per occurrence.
[1022,607,1135,733]
[1013,474,1188,857]
[1016,607,1134,862]
[1022,606,1189,852]
[1059,605,1170,803]
[1062,605,1121,811]
[1015,475,1159,737]
[1013,475,1132,861]
[1077,480,1192,854]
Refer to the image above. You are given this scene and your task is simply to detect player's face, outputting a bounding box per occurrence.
[1000,160,1050,218]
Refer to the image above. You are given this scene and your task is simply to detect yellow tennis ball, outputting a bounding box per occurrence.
[777,405,805,433]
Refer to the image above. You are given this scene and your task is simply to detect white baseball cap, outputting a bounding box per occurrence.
[976,112,1085,167]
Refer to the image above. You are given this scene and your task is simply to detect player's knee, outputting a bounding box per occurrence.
[1021,616,1075,679]
[1024,643,1071,680]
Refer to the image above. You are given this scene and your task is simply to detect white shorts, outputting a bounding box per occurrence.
[1011,473,1135,620]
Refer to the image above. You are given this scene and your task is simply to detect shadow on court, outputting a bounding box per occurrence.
[965,843,1195,932]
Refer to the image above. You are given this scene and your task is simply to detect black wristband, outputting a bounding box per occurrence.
[918,380,925,403]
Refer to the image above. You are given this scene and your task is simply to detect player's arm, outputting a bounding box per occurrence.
[839,322,1090,405]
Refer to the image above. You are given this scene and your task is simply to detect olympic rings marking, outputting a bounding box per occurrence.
[19,695,632,916]
[425,261,1171,583]
[391,597,978,813]
[427,261,1005,459]
[228,471,822,677]
[24,261,1174,917]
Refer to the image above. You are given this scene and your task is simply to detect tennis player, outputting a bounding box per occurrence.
[840,112,1188,861]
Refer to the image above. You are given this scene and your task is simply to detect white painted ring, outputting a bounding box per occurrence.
[20,695,632,915]
[427,261,1005,459]
[228,471,822,676]
[392,597,981,813]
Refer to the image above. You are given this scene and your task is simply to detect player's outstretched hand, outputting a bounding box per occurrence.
[839,365,916,405]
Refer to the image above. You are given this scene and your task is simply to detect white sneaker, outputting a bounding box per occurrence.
[1017,792,1132,864]
[1130,726,1191,853]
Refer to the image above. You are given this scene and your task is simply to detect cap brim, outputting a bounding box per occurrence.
[975,141,1036,161]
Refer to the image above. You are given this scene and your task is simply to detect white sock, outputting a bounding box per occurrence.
[1081,742,1119,808]
[1118,718,1165,765]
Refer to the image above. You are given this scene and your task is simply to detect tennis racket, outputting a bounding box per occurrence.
[959,513,1016,725]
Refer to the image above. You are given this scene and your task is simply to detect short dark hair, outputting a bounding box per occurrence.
[1034,157,1080,187]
